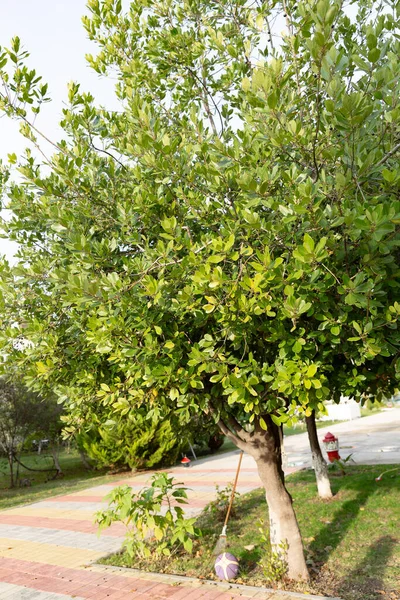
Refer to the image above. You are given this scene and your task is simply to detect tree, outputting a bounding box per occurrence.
[0,378,62,486]
[1,0,400,580]
[30,393,64,474]
[306,410,332,499]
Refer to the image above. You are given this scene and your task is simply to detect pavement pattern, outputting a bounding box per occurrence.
[1,408,399,600]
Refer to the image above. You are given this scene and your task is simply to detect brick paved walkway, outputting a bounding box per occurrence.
[0,453,323,600]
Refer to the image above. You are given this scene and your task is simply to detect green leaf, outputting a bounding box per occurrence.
[208,255,225,264]
[271,414,282,426]
[242,77,251,92]
[293,341,302,353]
[161,216,177,233]
[259,417,268,430]
[368,48,380,63]
[224,233,235,251]
[307,364,317,377]
[203,304,215,313]
[51,223,68,233]
[303,233,315,253]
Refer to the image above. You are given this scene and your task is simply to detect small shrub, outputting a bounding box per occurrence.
[95,472,201,560]
[204,482,240,521]
[76,414,187,471]
[257,520,288,583]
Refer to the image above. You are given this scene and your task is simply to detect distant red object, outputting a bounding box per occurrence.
[181,456,191,468]
[322,432,341,462]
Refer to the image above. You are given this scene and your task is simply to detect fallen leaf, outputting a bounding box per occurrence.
[244,544,255,551]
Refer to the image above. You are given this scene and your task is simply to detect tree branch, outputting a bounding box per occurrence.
[375,141,400,168]
[226,414,251,442]
[186,66,224,135]
[217,419,248,452]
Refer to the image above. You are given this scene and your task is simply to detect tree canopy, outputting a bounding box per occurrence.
[1,0,400,579]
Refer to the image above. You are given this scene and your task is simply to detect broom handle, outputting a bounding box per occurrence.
[223,451,243,529]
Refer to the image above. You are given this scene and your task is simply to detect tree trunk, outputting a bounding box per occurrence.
[217,414,309,581]
[15,453,20,484]
[7,452,14,488]
[79,450,93,471]
[51,442,63,475]
[254,419,309,581]
[305,411,332,500]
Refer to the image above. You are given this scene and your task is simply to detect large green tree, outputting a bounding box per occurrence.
[1,0,400,579]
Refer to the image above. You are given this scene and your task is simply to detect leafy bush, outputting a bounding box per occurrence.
[363,398,383,411]
[96,473,201,559]
[76,412,185,471]
[70,403,224,471]
[257,520,289,583]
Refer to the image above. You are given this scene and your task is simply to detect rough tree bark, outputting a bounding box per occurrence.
[305,411,332,500]
[218,414,309,581]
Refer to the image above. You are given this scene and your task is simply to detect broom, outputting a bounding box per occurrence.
[212,450,244,555]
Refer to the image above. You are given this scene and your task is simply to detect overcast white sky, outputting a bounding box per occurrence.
[0,0,121,263]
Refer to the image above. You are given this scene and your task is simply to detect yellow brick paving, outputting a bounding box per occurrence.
[3,507,102,521]
[0,537,102,568]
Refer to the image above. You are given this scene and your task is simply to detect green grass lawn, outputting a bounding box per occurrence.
[283,419,339,436]
[360,405,383,418]
[101,465,400,600]
[283,406,384,437]
[0,449,117,510]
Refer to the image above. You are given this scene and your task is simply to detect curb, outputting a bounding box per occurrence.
[90,562,341,600]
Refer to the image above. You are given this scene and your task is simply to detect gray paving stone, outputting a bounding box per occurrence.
[0,524,122,553]
[0,583,85,600]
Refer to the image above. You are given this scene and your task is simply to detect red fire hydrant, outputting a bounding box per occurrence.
[322,432,341,462]
[181,456,191,468]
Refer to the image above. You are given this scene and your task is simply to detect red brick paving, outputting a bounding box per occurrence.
[0,513,125,536]
[0,556,257,599]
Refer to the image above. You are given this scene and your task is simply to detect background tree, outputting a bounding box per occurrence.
[0,378,63,486]
[30,395,64,474]
[1,0,400,580]
[306,410,332,499]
